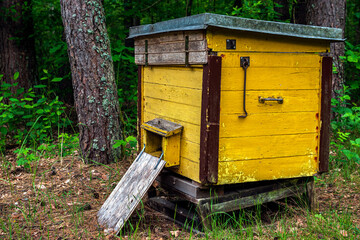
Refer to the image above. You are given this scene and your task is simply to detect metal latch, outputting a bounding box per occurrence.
[239,57,250,118]
[258,97,284,104]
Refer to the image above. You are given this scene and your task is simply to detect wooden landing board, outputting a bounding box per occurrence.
[97,152,166,234]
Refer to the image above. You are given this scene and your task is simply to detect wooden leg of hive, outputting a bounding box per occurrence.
[305,176,318,212]
[196,201,212,231]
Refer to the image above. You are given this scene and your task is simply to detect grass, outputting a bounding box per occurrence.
[0,141,359,239]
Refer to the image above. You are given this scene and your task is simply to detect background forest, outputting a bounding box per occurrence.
[0,0,360,239]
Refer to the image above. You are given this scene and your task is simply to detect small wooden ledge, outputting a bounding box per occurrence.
[141,118,183,137]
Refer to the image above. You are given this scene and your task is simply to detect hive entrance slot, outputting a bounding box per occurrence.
[145,131,163,158]
[141,118,183,168]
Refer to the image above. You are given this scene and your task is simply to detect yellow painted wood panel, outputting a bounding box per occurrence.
[207,29,330,53]
[180,139,200,163]
[142,114,200,165]
[219,112,319,138]
[144,111,200,144]
[219,133,318,162]
[219,52,321,68]
[218,155,318,185]
[143,66,203,89]
[144,82,201,107]
[172,157,200,183]
[144,97,201,125]
[221,67,321,90]
[220,90,320,114]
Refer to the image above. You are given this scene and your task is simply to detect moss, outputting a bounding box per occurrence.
[93,142,99,150]
[88,96,95,103]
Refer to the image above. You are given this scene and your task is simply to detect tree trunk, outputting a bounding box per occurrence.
[186,0,193,16]
[60,0,122,164]
[0,0,36,92]
[306,0,346,99]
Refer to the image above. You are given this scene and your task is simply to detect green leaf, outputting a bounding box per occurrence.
[0,127,8,135]
[36,109,44,114]
[51,77,63,82]
[1,83,12,88]
[56,110,61,116]
[23,105,33,109]
[347,55,358,63]
[34,84,47,88]
[113,140,125,149]
[16,88,24,95]
[43,69,48,74]
[13,72,19,80]
[9,98,19,102]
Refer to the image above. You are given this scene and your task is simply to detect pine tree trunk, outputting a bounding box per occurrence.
[60,0,122,164]
[306,0,346,99]
[0,0,36,92]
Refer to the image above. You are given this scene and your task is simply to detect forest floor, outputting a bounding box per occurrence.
[0,150,360,239]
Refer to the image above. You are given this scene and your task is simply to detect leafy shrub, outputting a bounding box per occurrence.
[331,85,360,134]
[331,81,360,173]
[113,136,137,158]
[0,73,72,153]
[231,0,282,21]
[342,42,360,103]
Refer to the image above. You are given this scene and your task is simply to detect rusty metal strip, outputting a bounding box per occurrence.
[200,56,222,184]
[319,57,332,173]
[137,66,143,152]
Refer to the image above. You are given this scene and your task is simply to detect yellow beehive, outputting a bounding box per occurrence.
[129,13,342,185]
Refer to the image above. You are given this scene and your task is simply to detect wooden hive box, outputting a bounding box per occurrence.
[129,13,343,185]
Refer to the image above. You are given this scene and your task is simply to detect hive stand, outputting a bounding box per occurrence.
[148,171,316,230]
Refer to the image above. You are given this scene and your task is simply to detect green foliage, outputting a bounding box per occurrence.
[113,136,137,157]
[342,42,360,103]
[232,0,281,21]
[331,83,360,174]
[0,73,72,155]
[32,0,72,101]
[331,86,360,133]
[14,147,37,169]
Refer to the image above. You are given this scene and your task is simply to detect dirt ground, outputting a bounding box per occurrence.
[0,150,359,239]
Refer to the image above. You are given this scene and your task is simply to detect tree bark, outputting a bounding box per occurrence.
[60,0,122,164]
[186,0,193,16]
[0,0,36,92]
[306,0,346,99]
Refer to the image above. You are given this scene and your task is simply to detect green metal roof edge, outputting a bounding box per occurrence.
[128,13,343,41]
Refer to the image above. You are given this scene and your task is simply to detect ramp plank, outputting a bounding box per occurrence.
[97,152,166,234]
